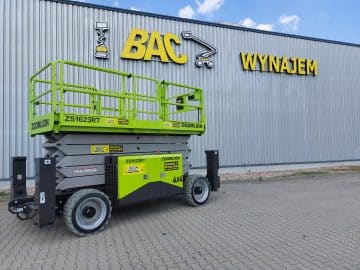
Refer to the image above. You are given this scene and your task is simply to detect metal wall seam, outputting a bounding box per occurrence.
[0,0,5,179]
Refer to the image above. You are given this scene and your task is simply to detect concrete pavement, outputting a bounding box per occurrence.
[1,172,360,269]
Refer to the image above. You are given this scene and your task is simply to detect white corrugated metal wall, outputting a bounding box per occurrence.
[1,0,360,179]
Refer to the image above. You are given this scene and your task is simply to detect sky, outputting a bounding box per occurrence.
[72,0,360,44]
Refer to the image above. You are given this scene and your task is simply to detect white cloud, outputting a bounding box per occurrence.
[256,24,274,31]
[113,1,119,7]
[178,0,223,19]
[195,0,224,15]
[239,17,256,28]
[178,5,195,19]
[130,6,140,11]
[278,14,300,31]
[239,17,274,31]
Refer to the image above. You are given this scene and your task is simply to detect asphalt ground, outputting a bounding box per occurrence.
[1,172,360,269]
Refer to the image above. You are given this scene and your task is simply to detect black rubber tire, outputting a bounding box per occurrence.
[63,189,112,237]
[195,60,204,67]
[206,61,214,68]
[184,175,211,207]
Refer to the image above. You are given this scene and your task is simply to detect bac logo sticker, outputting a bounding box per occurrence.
[90,144,123,154]
[105,118,117,125]
[124,164,145,175]
[90,145,110,154]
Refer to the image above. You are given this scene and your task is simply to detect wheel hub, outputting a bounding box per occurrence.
[82,206,96,218]
[75,196,108,231]
[192,178,209,204]
[194,186,203,194]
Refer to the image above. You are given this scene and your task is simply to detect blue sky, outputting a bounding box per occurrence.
[73,0,360,44]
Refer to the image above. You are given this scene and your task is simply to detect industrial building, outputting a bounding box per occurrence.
[1,0,360,179]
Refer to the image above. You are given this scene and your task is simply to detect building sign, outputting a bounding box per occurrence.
[93,24,316,75]
[120,28,217,68]
[181,31,217,68]
[120,28,187,64]
[94,22,110,59]
[240,52,318,76]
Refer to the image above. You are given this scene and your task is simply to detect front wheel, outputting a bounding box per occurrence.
[195,59,204,67]
[184,175,211,206]
[63,189,112,236]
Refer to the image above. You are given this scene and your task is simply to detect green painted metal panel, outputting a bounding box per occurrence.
[117,154,183,199]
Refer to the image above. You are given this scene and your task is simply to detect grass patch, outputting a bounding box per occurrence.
[0,191,10,202]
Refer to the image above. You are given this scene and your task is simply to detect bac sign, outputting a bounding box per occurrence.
[120,28,187,64]
[97,24,318,76]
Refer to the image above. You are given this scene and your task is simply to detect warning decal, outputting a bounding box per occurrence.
[164,161,179,171]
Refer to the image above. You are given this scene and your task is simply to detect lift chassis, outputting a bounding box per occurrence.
[8,60,220,236]
[9,148,219,233]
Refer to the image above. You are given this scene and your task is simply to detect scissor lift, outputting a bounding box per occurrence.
[8,60,220,236]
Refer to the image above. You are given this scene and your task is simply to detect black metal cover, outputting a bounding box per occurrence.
[104,156,119,201]
[34,158,56,226]
[205,150,220,191]
[10,157,27,200]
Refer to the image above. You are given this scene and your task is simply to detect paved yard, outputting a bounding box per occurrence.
[1,173,360,269]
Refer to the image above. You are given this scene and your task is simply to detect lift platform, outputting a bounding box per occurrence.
[9,60,219,237]
[29,60,205,136]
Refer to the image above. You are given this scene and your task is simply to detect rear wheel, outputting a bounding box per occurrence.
[184,175,211,206]
[63,189,111,236]
[206,61,214,68]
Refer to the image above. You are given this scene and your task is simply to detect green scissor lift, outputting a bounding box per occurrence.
[8,60,220,236]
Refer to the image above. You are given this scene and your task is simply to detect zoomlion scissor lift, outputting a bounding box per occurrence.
[8,60,220,236]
